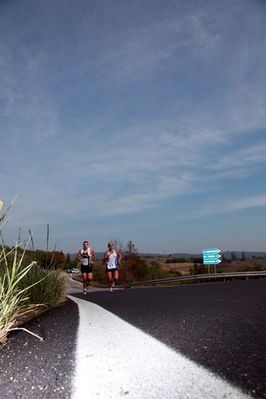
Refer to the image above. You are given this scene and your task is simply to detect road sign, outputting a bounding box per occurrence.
[203,255,220,260]
[202,248,221,265]
[202,248,220,254]
[203,259,222,264]
[203,254,220,259]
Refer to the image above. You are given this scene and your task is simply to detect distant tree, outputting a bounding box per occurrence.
[64,253,75,270]
[241,252,246,261]
[125,240,138,256]
[221,254,230,264]
[148,261,171,279]
[191,263,208,275]
[231,252,236,261]
[192,257,203,264]
[121,240,148,281]
[166,258,187,263]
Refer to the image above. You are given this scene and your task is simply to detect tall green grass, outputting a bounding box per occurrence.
[0,243,39,344]
[0,200,66,345]
[19,265,66,307]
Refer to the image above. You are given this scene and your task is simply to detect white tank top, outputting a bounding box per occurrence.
[106,250,118,270]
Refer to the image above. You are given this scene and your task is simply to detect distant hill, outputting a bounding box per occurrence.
[141,251,266,260]
[140,253,201,258]
[70,251,266,261]
[221,251,266,260]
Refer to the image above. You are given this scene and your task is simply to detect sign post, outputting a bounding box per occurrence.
[202,248,221,274]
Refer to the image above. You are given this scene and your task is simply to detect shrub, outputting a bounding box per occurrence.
[93,262,107,285]
[148,261,171,280]
[120,256,170,283]
[0,244,40,344]
[166,258,187,263]
[0,200,66,344]
[18,265,66,307]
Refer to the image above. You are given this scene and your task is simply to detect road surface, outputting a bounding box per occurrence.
[71,278,266,398]
[0,276,265,398]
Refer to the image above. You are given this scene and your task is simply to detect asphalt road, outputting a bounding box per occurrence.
[1,278,265,398]
[0,298,79,399]
[72,279,266,398]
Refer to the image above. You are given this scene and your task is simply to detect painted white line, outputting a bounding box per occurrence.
[70,295,251,399]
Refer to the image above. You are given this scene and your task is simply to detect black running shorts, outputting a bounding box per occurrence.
[105,267,118,273]
[81,265,93,274]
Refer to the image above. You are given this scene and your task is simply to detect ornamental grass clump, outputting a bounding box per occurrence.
[19,265,66,307]
[0,199,66,345]
[0,245,42,344]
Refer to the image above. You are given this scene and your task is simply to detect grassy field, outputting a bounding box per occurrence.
[143,257,193,275]
[142,256,266,275]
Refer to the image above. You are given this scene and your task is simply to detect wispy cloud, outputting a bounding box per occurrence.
[1,0,266,251]
[0,41,59,145]
[86,12,222,83]
[213,142,266,175]
[195,194,266,218]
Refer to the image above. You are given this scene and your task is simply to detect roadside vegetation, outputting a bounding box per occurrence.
[1,196,265,345]
[0,201,66,345]
[72,240,266,287]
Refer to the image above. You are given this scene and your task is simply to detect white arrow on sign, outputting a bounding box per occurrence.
[203,254,221,259]
[203,259,222,264]
[202,248,221,254]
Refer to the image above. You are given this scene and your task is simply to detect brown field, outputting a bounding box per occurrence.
[143,256,193,275]
[162,262,194,275]
[142,256,266,275]
[218,259,266,273]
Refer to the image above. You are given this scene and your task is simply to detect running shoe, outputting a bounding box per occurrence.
[109,287,113,292]
[111,281,115,289]
[83,289,87,295]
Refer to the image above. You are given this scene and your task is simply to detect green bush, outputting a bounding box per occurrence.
[18,265,66,307]
[147,261,171,280]
[119,256,170,283]
[0,244,40,344]
[0,199,66,344]
[93,262,107,285]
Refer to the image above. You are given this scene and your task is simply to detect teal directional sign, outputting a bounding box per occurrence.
[203,259,221,264]
[203,248,220,254]
[202,248,221,265]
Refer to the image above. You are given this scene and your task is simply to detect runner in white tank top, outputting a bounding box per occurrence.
[103,242,122,292]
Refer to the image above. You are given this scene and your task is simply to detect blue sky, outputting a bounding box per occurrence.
[1,0,266,254]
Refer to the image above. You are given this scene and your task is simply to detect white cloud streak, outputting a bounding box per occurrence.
[213,142,266,172]
[196,195,266,218]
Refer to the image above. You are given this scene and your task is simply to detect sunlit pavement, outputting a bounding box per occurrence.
[69,294,251,399]
[66,276,252,398]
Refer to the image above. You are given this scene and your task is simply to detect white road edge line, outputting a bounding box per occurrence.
[69,295,251,399]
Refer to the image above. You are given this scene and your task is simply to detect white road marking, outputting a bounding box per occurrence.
[70,295,251,399]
